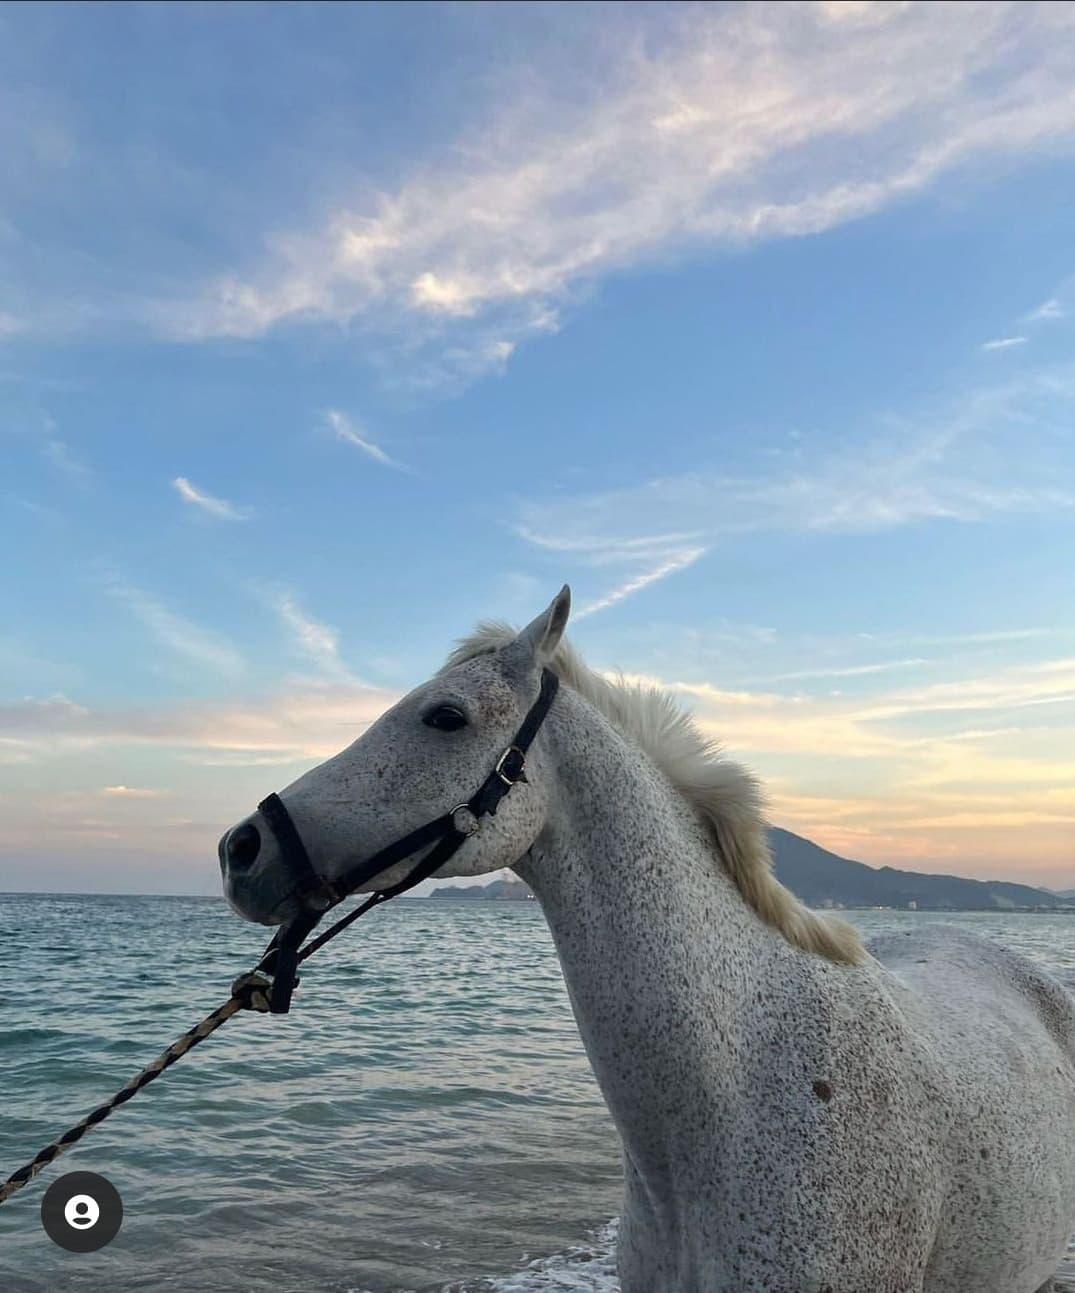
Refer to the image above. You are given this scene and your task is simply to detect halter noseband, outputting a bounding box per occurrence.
[251,668,560,1013]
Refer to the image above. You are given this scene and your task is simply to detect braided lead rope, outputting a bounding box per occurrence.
[0,971,273,1206]
[0,689,557,1208]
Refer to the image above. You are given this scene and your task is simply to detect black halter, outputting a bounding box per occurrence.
[252,668,560,1012]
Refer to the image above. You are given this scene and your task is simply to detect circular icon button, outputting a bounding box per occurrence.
[41,1171,122,1252]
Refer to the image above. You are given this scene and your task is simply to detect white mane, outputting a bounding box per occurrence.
[444,623,864,965]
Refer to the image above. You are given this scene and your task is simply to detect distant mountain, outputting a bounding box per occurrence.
[430,877,534,901]
[430,829,1071,911]
[769,828,1068,911]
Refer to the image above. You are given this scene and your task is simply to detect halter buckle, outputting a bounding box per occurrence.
[494,745,527,786]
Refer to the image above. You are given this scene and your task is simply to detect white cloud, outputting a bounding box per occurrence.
[42,435,90,478]
[519,527,706,566]
[901,628,1051,647]
[0,678,398,763]
[981,335,1027,351]
[269,588,357,681]
[575,546,707,618]
[23,414,92,480]
[756,658,930,684]
[172,475,249,520]
[814,0,909,23]
[410,272,481,317]
[106,580,245,677]
[102,784,164,798]
[517,364,1075,590]
[519,524,708,617]
[325,409,408,471]
[860,656,1075,723]
[1024,297,1065,322]
[161,2,1075,383]
[0,311,21,339]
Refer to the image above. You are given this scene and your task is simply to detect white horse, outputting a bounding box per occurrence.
[220,587,1075,1292]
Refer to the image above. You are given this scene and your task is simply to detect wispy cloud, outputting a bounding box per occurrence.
[900,628,1051,647]
[172,475,249,520]
[269,588,357,681]
[994,280,1073,339]
[616,622,1065,702]
[18,414,93,480]
[519,525,708,617]
[860,656,1075,723]
[1024,297,1065,323]
[517,364,1075,601]
[157,2,1075,384]
[42,435,91,479]
[0,311,22,339]
[324,409,408,471]
[102,784,164,799]
[981,335,1027,351]
[106,579,244,676]
[755,658,930,684]
[575,546,706,618]
[0,678,397,763]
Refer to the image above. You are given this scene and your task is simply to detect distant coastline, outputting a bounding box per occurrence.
[2,825,1070,910]
[431,877,537,902]
[430,827,1074,912]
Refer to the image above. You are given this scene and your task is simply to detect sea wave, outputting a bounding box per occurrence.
[346,1222,622,1293]
[355,1221,1075,1293]
[455,1221,620,1292]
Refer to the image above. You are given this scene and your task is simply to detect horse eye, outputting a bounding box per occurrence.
[423,705,468,732]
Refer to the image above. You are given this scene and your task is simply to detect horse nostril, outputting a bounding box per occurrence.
[226,822,261,871]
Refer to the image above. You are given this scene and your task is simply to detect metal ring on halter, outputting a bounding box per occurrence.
[450,804,481,836]
[494,746,526,786]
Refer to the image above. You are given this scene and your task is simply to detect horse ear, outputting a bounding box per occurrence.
[509,585,571,668]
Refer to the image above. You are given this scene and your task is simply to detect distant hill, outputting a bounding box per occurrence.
[768,828,1068,911]
[431,877,534,901]
[430,829,1071,910]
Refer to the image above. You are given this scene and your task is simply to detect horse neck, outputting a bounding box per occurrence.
[516,689,782,1153]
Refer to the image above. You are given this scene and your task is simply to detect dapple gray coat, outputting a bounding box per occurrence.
[221,588,1075,1292]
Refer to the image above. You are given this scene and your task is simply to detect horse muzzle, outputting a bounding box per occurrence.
[218,811,316,927]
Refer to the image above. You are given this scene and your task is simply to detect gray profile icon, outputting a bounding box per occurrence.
[41,1172,122,1252]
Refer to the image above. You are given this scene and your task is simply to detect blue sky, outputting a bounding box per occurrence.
[2,0,1075,894]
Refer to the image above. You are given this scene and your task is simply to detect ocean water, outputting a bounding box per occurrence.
[0,895,1072,1292]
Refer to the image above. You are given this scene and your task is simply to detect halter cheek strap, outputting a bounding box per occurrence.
[253,668,560,1013]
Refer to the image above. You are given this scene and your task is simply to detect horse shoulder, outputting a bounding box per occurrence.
[698,951,948,1282]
